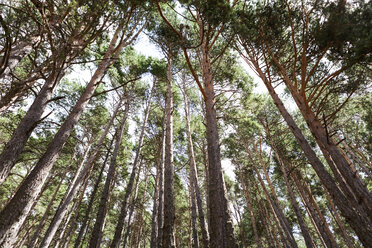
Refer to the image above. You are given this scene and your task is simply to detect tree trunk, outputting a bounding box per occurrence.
[237,164,262,248]
[27,172,66,248]
[243,57,372,245]
[73,145,111,248]
[162,55,176,248]
[110,81,155,248]
[289,171,335,248]
[40,138,94,248]
[264,128,314,248]
[201,34,237,248]
[89,95,131,248]
[123,159,144,248]
[0,22,129,247]
[157,113,166,248]
[244,140,297,248]
[182,79,209,248]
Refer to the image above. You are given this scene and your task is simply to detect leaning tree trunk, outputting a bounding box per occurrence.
[0,23,129,247]
[242,56,372,246]
[264,127,314,248]
[73,144,111,248]
[39,93,124,248]
[110,81,155,248]
[89,95,131,248]
[162,55,176,248]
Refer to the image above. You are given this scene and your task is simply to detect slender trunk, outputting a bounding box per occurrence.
[264,129,314,248]
[40,138,93,248]
[27,173,66,248]
[110,81,155,248]
[162,55,176,248]
[135,171,150,248]
[0,23,130,247]
[182,79,209,248]
[157,113,166,248]
[73,147,111,248]
[294,170,338,248]
[237,164,262,248]
[246,58,372,245]
[150,162,160,248]
[123,160,144,248]
[262,199,282,248]
[89,97,131,248]
[189,181,199,248]
[244,141,297,248]
[201,36,237,248]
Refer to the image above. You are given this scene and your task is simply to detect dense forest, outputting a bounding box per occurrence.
[0,0,371,247]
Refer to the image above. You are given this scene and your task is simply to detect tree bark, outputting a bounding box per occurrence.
[162,55,176,248]
[89,95,131,248]
[73,145,111,248]
[0,22,129,247]
[201,33,237,248]
[240,55,372,245]
[182,78,209,248]
[237,164,262,248]
[110,81,155,248]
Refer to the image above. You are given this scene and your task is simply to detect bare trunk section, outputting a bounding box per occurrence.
[162,55,176,248]
[182,81,209,248]
[89,96,131,248]
[264,127,314,248]
[243,140,297,248]
[201,38,237,248]
[110,81,155,248]
[243,57,372,245]
[291,170,336,248]
[27,171,66,247]
[73,145,111,248]
[237,164,262,248]
[39,138,94,248]
[122,159,144,248]
[0,23,129,247]
[157,113,166,248]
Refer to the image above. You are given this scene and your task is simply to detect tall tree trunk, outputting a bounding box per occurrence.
[182,79,209,248]
[243,140,297,248]
[201,34,237,248]
[157,113,166,248]
[162,55,176,248]
[237,164,262,248]
[264,127,314,248]
[241,56,372,245]
[27,172,66,248]
[135,170,150,248]
[89,95,131,248]
[0,23,130,247]
[110,81,155,248]
[40,137,94,248]
[73,145,111,248]
[292,171,337,248]
[150,158,160,248]
[123,159,144,248]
